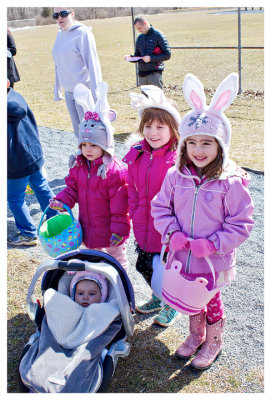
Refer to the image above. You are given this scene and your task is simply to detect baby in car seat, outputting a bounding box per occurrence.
[70,271,108,307]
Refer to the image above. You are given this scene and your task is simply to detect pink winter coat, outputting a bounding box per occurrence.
[55,155,130,249]
[123,138,177,253]
[151,160,254,274]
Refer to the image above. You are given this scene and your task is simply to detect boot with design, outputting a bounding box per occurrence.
[190,317,225,369]
[175,311,206,359]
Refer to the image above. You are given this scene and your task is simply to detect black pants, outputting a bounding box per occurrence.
[135,248,158,287]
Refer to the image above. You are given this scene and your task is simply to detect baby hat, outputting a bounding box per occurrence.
[70,271,108,303]
[177,73,238,167]
[129,85,182,125]
[74,82,117,178]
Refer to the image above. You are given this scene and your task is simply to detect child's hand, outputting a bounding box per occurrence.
[190,239,217,258]
[49,199,64,211]
[169,231,190,251]
[110,233,124,247]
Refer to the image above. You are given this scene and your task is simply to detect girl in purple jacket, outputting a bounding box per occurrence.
[50,82,130,270]
[151,73,254,369]
[123,85,182,327]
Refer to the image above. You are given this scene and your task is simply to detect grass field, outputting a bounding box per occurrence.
[11,11,264,170]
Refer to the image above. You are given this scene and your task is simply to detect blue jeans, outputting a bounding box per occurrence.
[8,168,58,237]
[65,91,85,139]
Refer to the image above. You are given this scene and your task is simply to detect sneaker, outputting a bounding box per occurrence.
[8,234,38,246]
[153,305,178,327]
[136,293,163,314]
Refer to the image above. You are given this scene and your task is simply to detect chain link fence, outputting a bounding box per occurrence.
[131,7,264,93]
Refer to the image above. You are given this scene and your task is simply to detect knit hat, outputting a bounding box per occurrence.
[129,85,182,125]
[70,271,108,303]
[74,82,117,178]
[177,73,238,168]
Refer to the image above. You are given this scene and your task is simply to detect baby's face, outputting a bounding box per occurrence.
[74,280,102,307]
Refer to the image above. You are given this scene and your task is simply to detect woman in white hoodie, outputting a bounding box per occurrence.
[52,7,102,138]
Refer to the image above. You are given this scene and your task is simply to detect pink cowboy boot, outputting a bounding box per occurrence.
[190,318,225,369]
[175,311,206,359]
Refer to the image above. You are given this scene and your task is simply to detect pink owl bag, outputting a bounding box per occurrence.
[38,204,83,258]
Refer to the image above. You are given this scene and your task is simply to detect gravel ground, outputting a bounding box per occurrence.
[7,127,264,379]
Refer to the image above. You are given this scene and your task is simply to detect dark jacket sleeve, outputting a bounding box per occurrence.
[151,31,171,62]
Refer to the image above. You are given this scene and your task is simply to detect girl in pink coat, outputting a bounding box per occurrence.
[123,85,182,327]
[50,82,130,270]
[151,73,254,369]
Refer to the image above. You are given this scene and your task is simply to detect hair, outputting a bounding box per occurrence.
[178,138,223,179]
[138,107,180,150]
[133,14,148,25]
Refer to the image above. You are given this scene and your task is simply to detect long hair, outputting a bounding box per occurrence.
[138,107,180,150]
[179,138,223,179]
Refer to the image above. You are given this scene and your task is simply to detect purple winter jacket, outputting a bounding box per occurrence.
[151,160,254,274]
[54,155,130,249]
[123,138,177,253]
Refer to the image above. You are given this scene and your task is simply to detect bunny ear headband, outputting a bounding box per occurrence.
[178,72,238,167]
[129,85,182,125]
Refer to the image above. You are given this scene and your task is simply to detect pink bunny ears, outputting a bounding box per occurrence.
[183,73,238,115]
[178,73,239,166]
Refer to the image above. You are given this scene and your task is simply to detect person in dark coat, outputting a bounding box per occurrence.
[7,29,20,88]
[7,81,58,246]
[124,15,171,89]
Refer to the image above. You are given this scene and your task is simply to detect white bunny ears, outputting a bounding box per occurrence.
[129,85,182,125]
[178,72,238,165]
[74,82,117,124]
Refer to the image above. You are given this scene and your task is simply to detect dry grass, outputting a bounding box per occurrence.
[11,12,263,170]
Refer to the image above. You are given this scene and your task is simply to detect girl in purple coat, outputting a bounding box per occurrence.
[123,85,182,327]
[151,73,254,369]
[50,82,130,270]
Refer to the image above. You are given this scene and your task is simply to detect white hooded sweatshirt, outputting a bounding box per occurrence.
[52,23,102,101]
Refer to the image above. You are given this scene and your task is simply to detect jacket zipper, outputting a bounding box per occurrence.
[186,185,199,273]
[144,152,153,251]
[86,160,92,234]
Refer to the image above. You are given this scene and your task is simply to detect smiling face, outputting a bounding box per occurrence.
[186,135,219,170]
[53,7,74,31]
[143,118,172,150]
[81,142,104,161]
[74,280,102,307]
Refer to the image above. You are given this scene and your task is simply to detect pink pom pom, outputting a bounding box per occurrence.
[84,111,100,121]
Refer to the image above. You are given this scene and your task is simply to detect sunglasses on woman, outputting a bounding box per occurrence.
[53,10,71,19]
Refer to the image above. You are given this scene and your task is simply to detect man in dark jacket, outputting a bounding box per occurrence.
[125,15,171,89]
[7,81,58,246]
